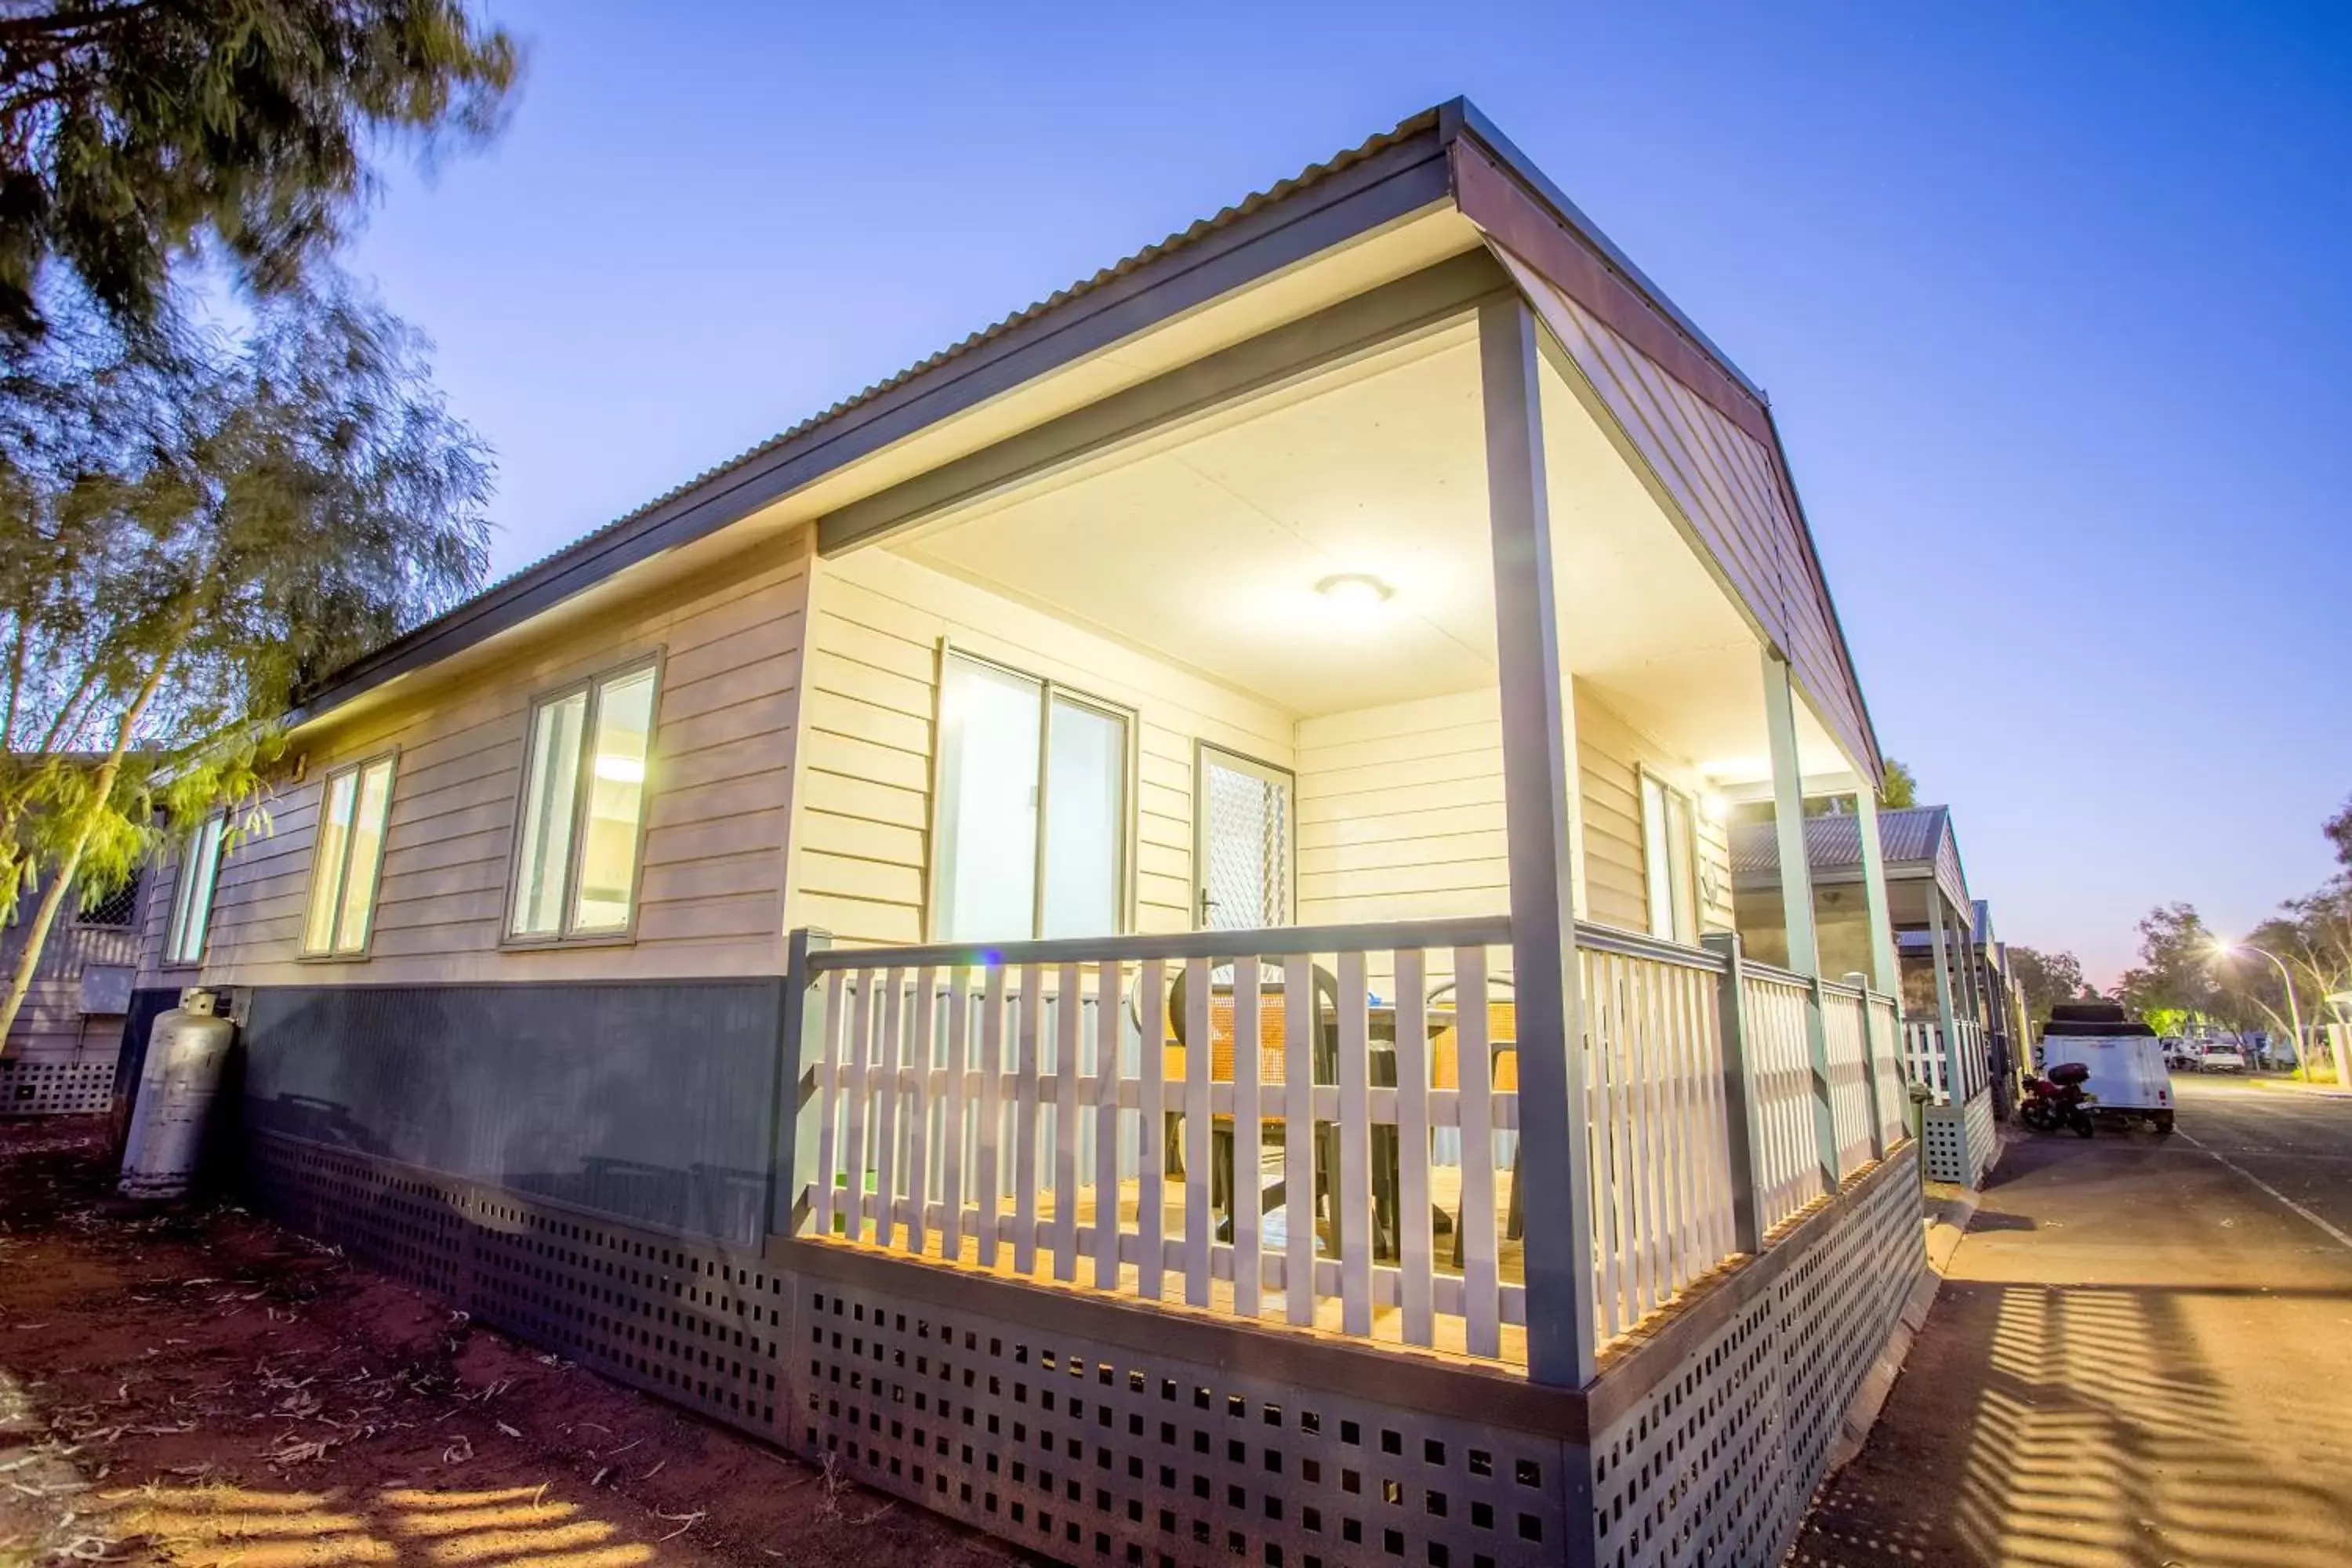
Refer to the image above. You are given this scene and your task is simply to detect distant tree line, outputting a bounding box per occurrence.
[2011,797,2352,1063]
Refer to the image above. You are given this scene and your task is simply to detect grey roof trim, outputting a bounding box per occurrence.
[1439,100,1763,403]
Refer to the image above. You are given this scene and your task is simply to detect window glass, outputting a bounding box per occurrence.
[935,655,1041,942]
[303,769,358,953]
[510,690,587,938]
[1041,696,1126,938]
[336,757,396,953]
[167,815,225,965]
[1640,774,1681,942]
[572,666,656,931]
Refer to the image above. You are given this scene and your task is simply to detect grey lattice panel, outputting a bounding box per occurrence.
[245,1131,1923,1568]
[0,1056,116,1116]
[792,1272,1574,1568]
[1920,1106,1969,1183]
[245,1135,793,1439]
[1588,1148,1922,1568]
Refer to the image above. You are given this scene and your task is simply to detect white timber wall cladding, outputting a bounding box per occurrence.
[1572,683,1733,938]
[1295,690,1509,929]
[141,532,815,988]
[791,547,1295,947]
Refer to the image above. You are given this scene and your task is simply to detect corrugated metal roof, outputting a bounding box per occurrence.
[307,108,1446,695]
[1731,804,1973,916]
[1730,806,1947,876]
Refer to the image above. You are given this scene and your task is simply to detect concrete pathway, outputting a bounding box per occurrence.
[1792,1077,2352,1566]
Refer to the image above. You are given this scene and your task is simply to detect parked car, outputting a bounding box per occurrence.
[2161,1036,2199,1072]
[2040,1003,2175,1132]
[2197,1040,2249,1073]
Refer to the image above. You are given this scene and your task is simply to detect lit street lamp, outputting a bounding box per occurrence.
[2211,939,2307,1080]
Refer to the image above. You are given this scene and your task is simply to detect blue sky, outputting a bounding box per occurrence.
[340,1,2350,983]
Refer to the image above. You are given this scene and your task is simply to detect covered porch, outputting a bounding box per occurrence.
[784,239,1906,1386]
[1731,803,2002,1184]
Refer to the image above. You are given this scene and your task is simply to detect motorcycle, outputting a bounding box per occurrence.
[2019,1059,2096,1138]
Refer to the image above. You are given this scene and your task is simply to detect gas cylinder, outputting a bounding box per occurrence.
[118,989,235,1199]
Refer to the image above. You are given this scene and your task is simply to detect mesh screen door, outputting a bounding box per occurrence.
[1195,746,1294,932]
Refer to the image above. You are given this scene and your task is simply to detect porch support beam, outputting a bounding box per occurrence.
[1760,652,1820,978]
[1763,650,1842,1191]
[1927,893,1963,1098]
[1853,787,1902,998]
[819,249,1515,554]
[1478,292,1595,1388]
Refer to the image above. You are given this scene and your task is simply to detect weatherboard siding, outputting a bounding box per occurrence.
[791,546,1295,948]
[156,532,814,988]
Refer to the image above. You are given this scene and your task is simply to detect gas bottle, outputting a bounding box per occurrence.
[118,989,235,1199]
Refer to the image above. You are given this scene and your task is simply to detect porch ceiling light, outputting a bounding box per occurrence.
[1699,789,1730,824]
[1316,572,1394,610]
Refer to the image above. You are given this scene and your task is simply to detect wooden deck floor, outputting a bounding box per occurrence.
[826,1165,1531,1367]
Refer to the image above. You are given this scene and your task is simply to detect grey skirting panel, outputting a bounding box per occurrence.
[239,978,788,1246]
[241,1123,1925,1568]
[0,1054,117,1116]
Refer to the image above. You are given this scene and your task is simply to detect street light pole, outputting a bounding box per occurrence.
[2218,942,2307,1081]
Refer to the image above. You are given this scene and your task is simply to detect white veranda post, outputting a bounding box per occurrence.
[1852,786,1901,998]
[1479,294,1594,1388]
[1762,651,1839,1190]
[1927,894,1963,1098]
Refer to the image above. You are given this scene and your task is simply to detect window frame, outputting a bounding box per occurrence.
[500,650,664,949]
[162,814,227,969]
[1637,764,1700,946]
[297,749,400,960]
[925,641,1137,943]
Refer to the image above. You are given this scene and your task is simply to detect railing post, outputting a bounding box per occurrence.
[1802,977,1842,1192]
[777,926,833,1236]
[1702,932,1764,1254]
[1846,971,1885,1160]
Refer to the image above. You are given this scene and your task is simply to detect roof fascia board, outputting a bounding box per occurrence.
[1439,100,1762,403]
[296,122,1454,723]
[817,249,1512,554]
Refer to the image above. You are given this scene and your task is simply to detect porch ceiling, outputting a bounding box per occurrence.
[892,315,1846,776]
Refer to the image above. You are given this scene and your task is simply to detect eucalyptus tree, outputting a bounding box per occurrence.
[2,0,517,344]
[0,293,492,1038]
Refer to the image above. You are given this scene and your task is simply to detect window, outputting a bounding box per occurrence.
[1639,771,1697,945]
[302,753,397,956]
[164,815,226,966]
[508,657,659,941]
[75,869,143,930]
[933,649,1130,941]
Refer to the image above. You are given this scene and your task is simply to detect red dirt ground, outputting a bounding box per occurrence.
[0,1118,1022,1568]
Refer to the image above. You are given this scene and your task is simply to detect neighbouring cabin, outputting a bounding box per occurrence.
[1730,802,2014,1184]
[120,100,1940,1568]
[1,871,142,1116]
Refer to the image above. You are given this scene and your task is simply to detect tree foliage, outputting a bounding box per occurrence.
[2326,795,2352,873]
[0,289,492,1035]
[2008,945,2093,1025]
[2114,902,2224,1028]
[1,0,518,343]
[1876,757,1918,811]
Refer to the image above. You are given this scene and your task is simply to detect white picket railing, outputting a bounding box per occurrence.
[793,920,1907,1371]
[800,918,1529,1363]
[1817,979,1877,1180]
[1903,1017,1989,1105]
[1577,929,1736,1343]
[1865,993,1907,1146]
[1737,964,1826,1235]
